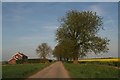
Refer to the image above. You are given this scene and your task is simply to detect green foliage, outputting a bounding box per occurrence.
[16,59,52,64]
[64,63,119,78]
[27,59,41,63]
[2,61,8,65]
[53,40,74,60]
[27,59,50,63]
[55,10,110,61]
[16,59,27,64]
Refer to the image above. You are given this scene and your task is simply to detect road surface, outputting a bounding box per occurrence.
[28,61,70,78]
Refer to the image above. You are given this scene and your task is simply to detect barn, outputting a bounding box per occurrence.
[8,52,28,64]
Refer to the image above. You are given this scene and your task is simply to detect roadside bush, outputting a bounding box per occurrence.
[16,59,27,64]
[2,61,8,65]
[27,59,50,63]
[64,61,73,63]
[27,59,41,63]
[49,60,53,62]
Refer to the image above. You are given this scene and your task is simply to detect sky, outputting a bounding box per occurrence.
[118,2,120,57]
[2,2,118,61]
[0,2,2,61]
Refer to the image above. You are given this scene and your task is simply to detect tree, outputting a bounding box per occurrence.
[53,39,74,61]
[36,43,52,59]
[53,44,62,61]
[56,10,110,64]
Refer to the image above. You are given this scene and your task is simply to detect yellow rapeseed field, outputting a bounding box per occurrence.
[79,58,120,62]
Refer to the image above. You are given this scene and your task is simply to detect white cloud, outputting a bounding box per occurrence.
[43,26,58,31]
[105,19,114,24]
[16,35,53,43]
[104,17,118,31]
[89,5,104,16]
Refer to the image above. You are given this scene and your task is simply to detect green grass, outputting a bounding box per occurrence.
[2,63,51,78]
[0,64,2,79]
[64,63,119,78]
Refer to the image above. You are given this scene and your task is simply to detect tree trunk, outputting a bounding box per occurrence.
[43,57,47,63]
[57,57,59,61]
[67,58,69,61]
[73,57,78,64]
[60,56,62,61]
[64,58,66,61]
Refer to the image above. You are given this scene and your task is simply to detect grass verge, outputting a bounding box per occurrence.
[64,63,120,78]
[2,63,51,78]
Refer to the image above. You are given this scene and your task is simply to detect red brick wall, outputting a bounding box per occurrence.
[8,59,16,64]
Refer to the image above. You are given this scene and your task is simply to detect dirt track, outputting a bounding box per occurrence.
[28,61,70,78]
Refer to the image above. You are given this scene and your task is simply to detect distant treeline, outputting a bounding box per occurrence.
[2,59,54,65]
[26,59,53,63]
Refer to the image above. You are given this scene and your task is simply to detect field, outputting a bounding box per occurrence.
[79,58,120,62]
[78,58,120,67]
[64,58,120,78]
[2,58,120,79]
[0,63,2,79]
[2,63,51,78]
[64,62,120,78]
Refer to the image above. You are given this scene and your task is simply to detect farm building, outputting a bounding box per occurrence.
[8,52,28,64]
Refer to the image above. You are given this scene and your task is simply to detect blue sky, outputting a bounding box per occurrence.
[2,2,118,61]
[0,2,2,61]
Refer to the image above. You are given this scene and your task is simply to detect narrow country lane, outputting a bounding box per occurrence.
[28,61,70,78]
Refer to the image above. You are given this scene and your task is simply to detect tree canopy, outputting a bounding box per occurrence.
[54,10,110,63]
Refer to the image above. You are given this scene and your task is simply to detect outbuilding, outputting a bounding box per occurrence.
[8,52,28,64]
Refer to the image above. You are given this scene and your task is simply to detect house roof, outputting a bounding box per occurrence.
[8,52,28,61]
[18,52,27,57]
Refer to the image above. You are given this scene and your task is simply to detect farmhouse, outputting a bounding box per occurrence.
[8,52,28,64]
